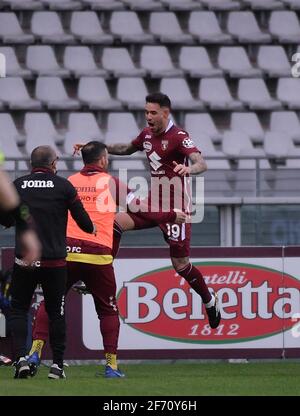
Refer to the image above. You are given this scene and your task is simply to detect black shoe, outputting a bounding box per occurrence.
[206,292,221,329]
[14,357,30,379]
[27,352,41,377]
[48,364,66,379]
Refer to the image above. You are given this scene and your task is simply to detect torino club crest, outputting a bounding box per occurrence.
[161,140,168,151]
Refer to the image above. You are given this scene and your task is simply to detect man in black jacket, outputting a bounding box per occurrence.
[1,145,95,379]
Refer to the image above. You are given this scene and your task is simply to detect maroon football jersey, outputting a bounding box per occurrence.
[132,121,200,212]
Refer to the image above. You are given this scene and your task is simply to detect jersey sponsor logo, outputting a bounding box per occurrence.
[21,180,54,189]
[151,170,165,175]
[178,131,186,135]
[161,140,168,151]
[149,151,162,171]
[145,134,152,139]
[182,137,195,149]
[143,141,152,152]
[75,186,96,193]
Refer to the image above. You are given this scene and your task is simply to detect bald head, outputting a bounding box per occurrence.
[31,146,57,169]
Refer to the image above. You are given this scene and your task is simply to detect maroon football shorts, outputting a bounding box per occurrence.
[128,213,191,258]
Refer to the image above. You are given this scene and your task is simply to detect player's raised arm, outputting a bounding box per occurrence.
[0,168,20,211]
[74,142,138,156]
[188,151,207,175]
[173,152,207,176]
[106,143,138,155]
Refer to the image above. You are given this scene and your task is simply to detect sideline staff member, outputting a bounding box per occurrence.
[1,146,95,379]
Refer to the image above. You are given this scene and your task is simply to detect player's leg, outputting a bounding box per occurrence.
[80,262,124,378]
[112,212,156,258]
[27,299,47,375]
[28,266,77,376]
[112,213,135,258]
[10,265,37,378]
[40,267,67,379]
[162,222,221,329]
[171,256,221,329]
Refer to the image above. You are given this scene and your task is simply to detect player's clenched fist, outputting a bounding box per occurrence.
[174,209,187,224]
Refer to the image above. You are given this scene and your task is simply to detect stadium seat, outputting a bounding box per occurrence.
[116,77,148,110]
[0,47,32,78]
[241,0,284,10]
[270,111,300,142]
[199,78,243,110]
[2,0,44,10]
[231,112,265,144]
[104,112,141,156]
[281,0,300,10]
[25,134,68,170]
[238,78,282,110]
[179,46,223,78]
[35,77,80,110]
[64,131,83,156]
[26,46,70,78]
[110,11,155,43]
[269,11,300,43]
[78,77,122,110]
[263,131,300,163]
[122,0,164,10]
[31,12,75,44]
[200,0,241,10]
[160,0,203,11]
[70,11,114,44]
[190,132,230,169]
[149,12,194,44]
[277,78,300,109]
[0,77,42,110]
[227,11,271,43]
[0,113,26,144]
[140,46,184,78]
[64,130,103,159]
[0,135,28,171]
[68,112,103,141]
[39,0,83,10]
[64,46,107,78]
[102,47,146,77]
[218,47,262,78]
[189,11,233,44]
[257,46,291,77]
[222,130,265,169]
[24,113,64,145]
[0,12,34,43]
[81,0,125,10]
[185,113,222,143]
[160,78,204,110]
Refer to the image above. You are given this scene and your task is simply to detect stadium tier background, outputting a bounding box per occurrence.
[1,0,300,247]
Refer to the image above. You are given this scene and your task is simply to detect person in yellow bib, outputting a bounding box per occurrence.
[28,141,186,378]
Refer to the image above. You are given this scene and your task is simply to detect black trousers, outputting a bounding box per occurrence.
[9,264,67,366]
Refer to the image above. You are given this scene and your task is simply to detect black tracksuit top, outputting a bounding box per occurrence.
[13,169,94,260]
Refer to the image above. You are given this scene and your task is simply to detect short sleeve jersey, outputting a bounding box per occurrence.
[131,120,200,212]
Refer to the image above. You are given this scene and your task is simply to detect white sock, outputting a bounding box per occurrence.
[205,294,215,309]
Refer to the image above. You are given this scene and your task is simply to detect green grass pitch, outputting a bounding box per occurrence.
[1,362,300,396]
